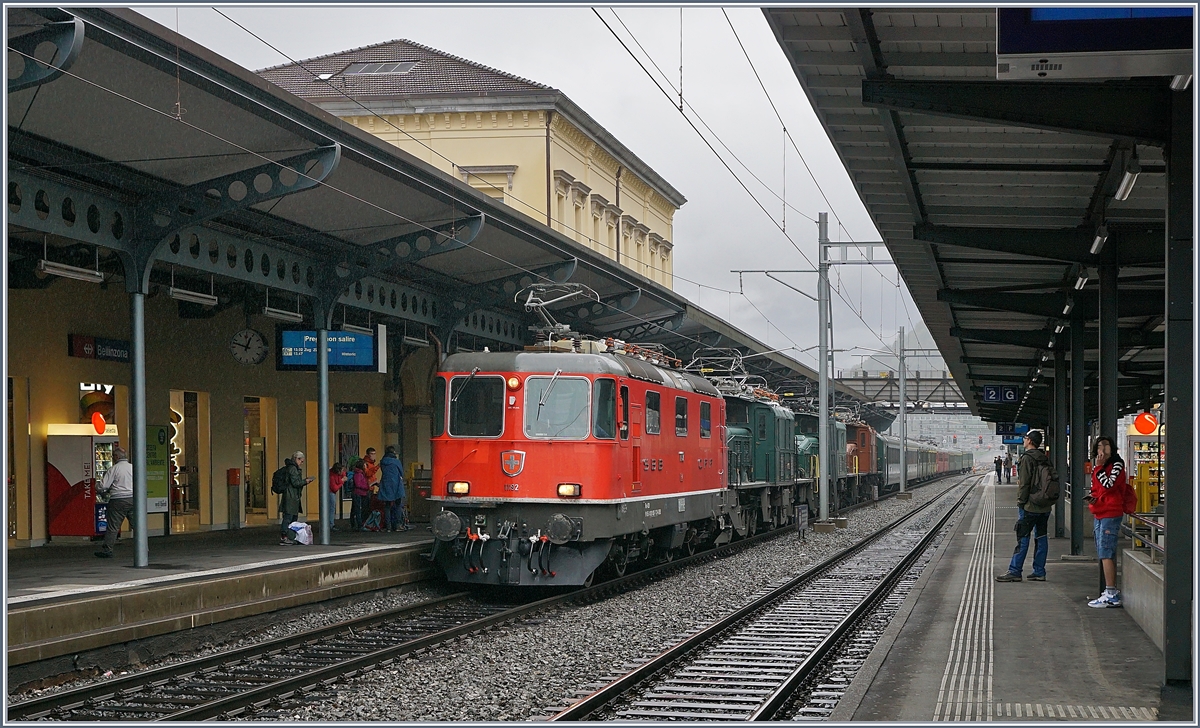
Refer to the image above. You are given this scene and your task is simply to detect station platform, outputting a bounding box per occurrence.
[6,523,436,669]
[837,475,1169,721]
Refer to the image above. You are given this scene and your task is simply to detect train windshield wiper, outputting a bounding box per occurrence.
[536,369,562,421]
[450,367,480,403]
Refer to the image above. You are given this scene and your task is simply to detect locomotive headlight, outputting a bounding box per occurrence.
[557,483,581,497]
[506,376,521,390]
[448,481,471,495]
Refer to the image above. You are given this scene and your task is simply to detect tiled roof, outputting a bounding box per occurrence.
[257,38,553,100]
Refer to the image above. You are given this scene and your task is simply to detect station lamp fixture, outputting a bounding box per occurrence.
[1061,299,1074,316]
[1113,154,1140,201]
[37,258,105,284]
[1054,324,1065,334]
[263,288,304,323]
[37,235,104,283]
[1171,74,1192,90]
[168,270,217,306]
[340,323,373,335]
[1090,224,1109,255]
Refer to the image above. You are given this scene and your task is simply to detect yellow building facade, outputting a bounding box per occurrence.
[259,39,685,289]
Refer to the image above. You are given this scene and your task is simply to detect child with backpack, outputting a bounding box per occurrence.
[996,430,1058,582]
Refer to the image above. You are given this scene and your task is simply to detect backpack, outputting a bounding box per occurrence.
[271,466,289,495]
[363,510,382,532]
[1028,457,1060,507]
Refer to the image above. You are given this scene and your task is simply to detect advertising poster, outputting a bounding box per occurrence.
[146,425,169,513]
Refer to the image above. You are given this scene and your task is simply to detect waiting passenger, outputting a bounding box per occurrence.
[1085,436,1137,608]
[275,451,312,546]
[329,462,346,528]
[994,456,1002,482]
[362,448,381,489]
[378,446,408,532]
[1003,452,1013,484]
[95,447,133,559]
[996,431,1053,582]
[349,460,371,531]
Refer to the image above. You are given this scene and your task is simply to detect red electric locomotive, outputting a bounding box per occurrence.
[428,340,733,586]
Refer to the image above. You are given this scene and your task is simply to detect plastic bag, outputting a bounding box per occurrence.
[288,521,313,545]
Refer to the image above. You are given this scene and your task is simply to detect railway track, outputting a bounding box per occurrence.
[548,473,982,722]
[7,513,801,721]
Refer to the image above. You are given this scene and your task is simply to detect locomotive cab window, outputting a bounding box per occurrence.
[645,391,661,434]
[449,375,504,437]
[593,379,616,440]
[756,413,767,441]
[525,376,590,439]
[431,377,446,437]
[674,397,688,436]
[699,402,711,438]
[620,385,630,439]
[727,399,749,425]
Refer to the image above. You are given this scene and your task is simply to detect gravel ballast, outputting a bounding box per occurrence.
[272,477,976,722]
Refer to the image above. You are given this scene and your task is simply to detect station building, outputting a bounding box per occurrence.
[257,39,684,288]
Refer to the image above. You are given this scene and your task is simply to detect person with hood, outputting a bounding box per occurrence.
[994,455,1003,482]
[277,451,312,545]
[1085,435,1138,608]
[377,445,408,532]
[996,430,1053,582]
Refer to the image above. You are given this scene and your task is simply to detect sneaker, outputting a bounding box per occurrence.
[1028,574,1046,581]
[1088,591,1122,608]
[995,572,1023,582]
[279,538,291,546]
[94,550,113,558]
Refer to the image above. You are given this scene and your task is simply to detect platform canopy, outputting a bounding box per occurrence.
[764,7,1172,426]
[8,7,878,418]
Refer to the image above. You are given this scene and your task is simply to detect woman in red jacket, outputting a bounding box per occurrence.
[1085,435,1138,608]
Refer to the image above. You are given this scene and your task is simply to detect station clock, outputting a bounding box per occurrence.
[229,328,267,365]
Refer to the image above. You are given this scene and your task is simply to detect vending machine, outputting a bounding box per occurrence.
[47,423,120,537]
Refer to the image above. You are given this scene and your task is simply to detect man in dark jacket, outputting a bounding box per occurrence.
[994,456,1003,482]
[278,451,312,545]
[997,431,1053,582]
[377,446,408,532]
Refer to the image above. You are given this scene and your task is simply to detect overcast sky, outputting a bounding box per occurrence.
[136,5,946,375]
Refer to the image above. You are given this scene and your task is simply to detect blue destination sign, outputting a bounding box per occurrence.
[276,329,376,371]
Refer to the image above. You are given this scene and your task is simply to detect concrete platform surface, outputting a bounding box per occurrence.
[841,475,1165,722]
[6,524,437,666]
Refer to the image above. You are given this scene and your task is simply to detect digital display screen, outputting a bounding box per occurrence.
[276,328,377,371]
[999,8,1194,55]
[1031,8,1192,21]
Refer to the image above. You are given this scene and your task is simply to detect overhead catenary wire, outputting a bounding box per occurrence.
[596,9,892,352]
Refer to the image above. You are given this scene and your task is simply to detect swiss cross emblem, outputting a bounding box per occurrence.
[501,450,525,477]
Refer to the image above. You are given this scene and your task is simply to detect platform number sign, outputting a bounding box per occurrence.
[983,385,1019,403]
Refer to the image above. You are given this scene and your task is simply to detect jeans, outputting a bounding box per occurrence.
[101,497,134,553]
[327,493,340,522]
[1093,516,1122,560]
[350,494,370,529]
[1008,507,1050,577]
[280,512,298,539]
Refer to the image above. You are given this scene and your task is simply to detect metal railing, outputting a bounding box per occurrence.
[1123,512,1165,563]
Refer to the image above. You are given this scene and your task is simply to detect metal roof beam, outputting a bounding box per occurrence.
[862,79,1173,147]
[938,289,1163,318]
[962,356,1040,368]
[915,223,1164,265]
[8,18,85,93]
[952,326,1163,350]
[843,9,927,223]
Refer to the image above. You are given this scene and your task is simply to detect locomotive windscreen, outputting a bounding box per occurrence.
[449,375,505,437]
[525,376,591,439]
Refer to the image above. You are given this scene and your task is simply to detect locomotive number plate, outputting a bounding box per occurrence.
[504,483,519,491]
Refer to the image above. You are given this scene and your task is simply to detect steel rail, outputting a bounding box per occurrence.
[10,471,970,721]
[549,472,980,721]
[748,479,976,720]
[5,593,470,720]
